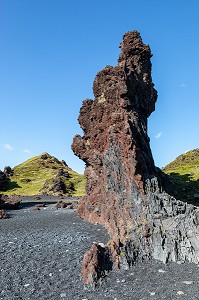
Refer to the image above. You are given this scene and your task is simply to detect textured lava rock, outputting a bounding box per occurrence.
[81,243,113,286]
[0,194,21,209]
[42,176,67,195]
[0,171,9,191]
[0,209,8,219]
[3,166,13,176]
[40,169,74,195]
[57,168,70,178]
[72,30,199,283]
[55,200,78,209]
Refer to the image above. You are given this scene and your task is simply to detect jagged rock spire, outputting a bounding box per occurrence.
[72,30,199,285]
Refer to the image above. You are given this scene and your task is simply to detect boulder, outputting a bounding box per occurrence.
[55,200,78,209]
[0,209,8,219]
[0,171,9,191]
[3,166,13,175]
[0,194,21,209]
[81,243,113,286]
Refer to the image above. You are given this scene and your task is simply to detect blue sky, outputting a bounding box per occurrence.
[0,0,198,174]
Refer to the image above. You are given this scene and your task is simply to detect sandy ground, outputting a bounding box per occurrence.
[0,196,199,300]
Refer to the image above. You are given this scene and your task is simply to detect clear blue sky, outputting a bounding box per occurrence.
[0,0,199,174]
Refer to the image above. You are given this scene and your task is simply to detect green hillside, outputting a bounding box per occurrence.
[163,148,199,204]
[1,153,86,196]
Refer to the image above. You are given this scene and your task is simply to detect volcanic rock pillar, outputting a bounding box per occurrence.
[72,31,199,282]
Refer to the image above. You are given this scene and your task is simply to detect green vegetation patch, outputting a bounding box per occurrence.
[1,152,86,196]
[97,93,106,104]
[163,149,199,204]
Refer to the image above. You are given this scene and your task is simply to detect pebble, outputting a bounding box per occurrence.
[182,281,193,285]
[158,269,166,273]
[49,273,53,277]
[121,279,126,283]
[176,291,185,295]
[1,204,198,300]
[60,293,67,298]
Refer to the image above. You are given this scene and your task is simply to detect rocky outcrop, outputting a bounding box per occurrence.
[3,166,13,176]
[72,30,199,284]
[40,169,74,196]
[0,171,9,191]
[163,148,199,205]
[47,176,67,194]
[81,243,113,286]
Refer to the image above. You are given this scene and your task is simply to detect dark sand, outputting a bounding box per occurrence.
[0,196,198,300]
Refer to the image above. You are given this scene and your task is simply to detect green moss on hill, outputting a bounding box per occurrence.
[1,153,86,196]
[163,149,199,204]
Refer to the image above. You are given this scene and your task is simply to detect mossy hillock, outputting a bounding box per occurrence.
[1,152,86,196]
[163,148,199,205]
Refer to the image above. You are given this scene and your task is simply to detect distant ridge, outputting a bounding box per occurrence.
[163,148,199,204]
[1,152,85,196]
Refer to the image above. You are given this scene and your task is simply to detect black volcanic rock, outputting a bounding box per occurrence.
[49,177,67,194]
[0,209,8,219]
[3,166,13,176]
[57,168,70,178]
[0,171,9,191]
[0,194,21,209]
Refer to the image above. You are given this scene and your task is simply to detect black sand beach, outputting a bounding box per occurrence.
[0,197,198,300]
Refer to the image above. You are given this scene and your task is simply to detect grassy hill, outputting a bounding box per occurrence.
[1,153,86,196]
[163,148,199,204]
[3,149,198,202]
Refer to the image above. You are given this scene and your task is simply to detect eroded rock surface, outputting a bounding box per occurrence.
[72,30,199,284]
[0,209,8,219]
[0,171,9,191]
[0,194,21,209]
[3,166,13,176]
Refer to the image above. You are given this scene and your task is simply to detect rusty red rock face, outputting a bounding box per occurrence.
[72,31,158,238]
[72,30,199,284]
